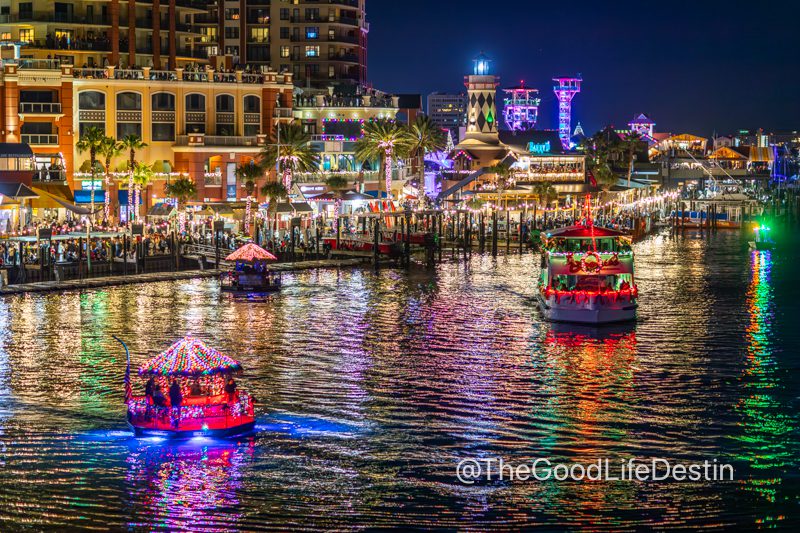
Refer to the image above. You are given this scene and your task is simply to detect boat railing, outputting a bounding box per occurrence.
[127,393,254,430]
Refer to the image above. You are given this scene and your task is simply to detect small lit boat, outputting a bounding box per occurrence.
[121,336,256,439]
[536,196,638,325]
[221,243,282,293]
[749,224,776,251]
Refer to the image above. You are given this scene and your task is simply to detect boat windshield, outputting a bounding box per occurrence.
[551,274,633,292]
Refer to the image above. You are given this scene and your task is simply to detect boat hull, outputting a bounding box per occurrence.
[537,294,637,324]
[129,420,256,440]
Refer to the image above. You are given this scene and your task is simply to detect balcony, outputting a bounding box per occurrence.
[19,102,62,114]
[32,169,67,183]
[328,33,358,44]
[273,107,293,118]
[22,134,59,146]
[175,134,265,147]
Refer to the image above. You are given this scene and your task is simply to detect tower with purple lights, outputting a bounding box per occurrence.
[503,82,541,131]
[553,76,582,149]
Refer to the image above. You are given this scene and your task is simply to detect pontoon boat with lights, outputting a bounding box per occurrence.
[537,197,638,324]
[221,243,281,293]
[121,336,256,439]
[749,224,776,251]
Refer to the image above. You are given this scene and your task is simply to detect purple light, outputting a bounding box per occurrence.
[553,76,582,149]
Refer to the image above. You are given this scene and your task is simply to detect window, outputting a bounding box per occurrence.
[224,27,239,39]
[304,8,319,20]
[280,45,290,58]
[328,65,335,79]
[78,91,105,110]
[305,46,319,57]
[243,95,260,114]
[280,27,289,39]
[18,3,32,20]
[152,123,175,141]
[249,27,268,43]
[19,28,33,43]
[185,93,205,111]
[79,122,104,137]
[117,123,141,138]
[306,27,318,39]
[151,93,175,111]
[244,124,260,137]
[279,8,289,20]
[216,94,234,112]
[216,123,234,136]
[1,33,10,40]
[116,92,141,110]
[224,8,239,20]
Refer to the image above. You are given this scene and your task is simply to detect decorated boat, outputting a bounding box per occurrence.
[122,336,256,439]
[221,243,281,293]
[537,197,638,324]
[749,223,775,251]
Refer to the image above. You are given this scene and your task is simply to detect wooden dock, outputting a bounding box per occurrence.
[0,258,370,295]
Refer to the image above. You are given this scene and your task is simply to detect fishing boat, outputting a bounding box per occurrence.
[537,197,638,324]
[749,224,776,251]
[121,336,256,439]
[221,243,281,293]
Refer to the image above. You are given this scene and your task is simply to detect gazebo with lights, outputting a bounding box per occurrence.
[125,337,256,438]
[220,242,282,293]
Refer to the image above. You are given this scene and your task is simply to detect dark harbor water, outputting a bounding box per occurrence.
[0,230,798,530]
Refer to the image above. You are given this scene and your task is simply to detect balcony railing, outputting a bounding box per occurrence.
[70,66,282,85]
[176,135,263,147]
[33,169,67,183]
[19,102,62,114]
[273,107,293,118]
[22,134,58,145]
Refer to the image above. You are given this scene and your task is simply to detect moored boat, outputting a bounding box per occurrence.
[749,224,776,251]
[537,197,638,324]
[122,337,256,439]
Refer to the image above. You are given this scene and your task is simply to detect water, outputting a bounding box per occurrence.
[0,230,798,530]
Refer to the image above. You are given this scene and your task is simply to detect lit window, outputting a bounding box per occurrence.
[1,33,10,40]
[305,46,319,57]
[306,27,318,39]
[280,46,290,58]
[19,28,33,43]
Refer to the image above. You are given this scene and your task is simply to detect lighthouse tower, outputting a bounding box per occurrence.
[464,53,500,140]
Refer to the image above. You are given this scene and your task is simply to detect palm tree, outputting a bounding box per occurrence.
[76,127,106,224]
[354,119,412,202]
[408,116,446,199]
[487,163,514,210]
[235,161,264,236]
[118,134,148,224]
[164,176,197,234]
[98,135,122,223]
[621,131,642,186]
[260,180,288,239]
[583,131,619,194]
[531,182,558,207]
[258,123,318,193]
[325,174,350,222]
[131,162,154,222]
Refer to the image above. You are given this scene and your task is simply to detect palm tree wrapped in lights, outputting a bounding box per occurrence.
[259,124,318,194]
[355,119,412,203]
[76,126,106,225]
[235,161,264,235]
[164,176,197,234]
[131,162,153,222]
[119,134,147,224]
[408,116,447,201]
[260,180,288,238]
[98,135,122,223]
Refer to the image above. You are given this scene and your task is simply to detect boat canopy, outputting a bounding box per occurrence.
[138,337,243,377]
[545,225,629,238]
[225,242,278,262]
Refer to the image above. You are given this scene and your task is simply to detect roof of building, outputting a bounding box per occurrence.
[629,113,655,125]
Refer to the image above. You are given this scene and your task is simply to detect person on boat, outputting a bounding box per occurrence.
[224,377,237,402]
[190,380,202,397]
[153,385,167,408]
[619,280,630,291]
[144,376,156,401]
[169,380,183,426]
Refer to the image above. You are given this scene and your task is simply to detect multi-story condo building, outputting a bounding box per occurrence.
[0,0,209,69]
[0,58,294,217]
[427,92,465,140]
[193,0,367,88]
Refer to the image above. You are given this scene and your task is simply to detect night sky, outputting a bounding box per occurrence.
[367,0,800,137]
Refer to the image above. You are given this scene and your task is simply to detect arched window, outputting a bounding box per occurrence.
[185,93,205,111]
[117,92,142,110]
[116,92,142,138]
[151,92,175,111]
[216,94,234,113]
[215,95,235,135]
[78,91,106,136]
[243,95,261,136]
[78,91,105,110]
[185,94,206,134]
[151,93,176,141]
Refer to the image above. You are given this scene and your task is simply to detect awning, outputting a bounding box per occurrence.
[32,182,74,201]
[341,191,374,201]
[274,202,294,214]
[74,190,106,204]
[292,202,314,213]
[0,143,33,158]
[147,203,176,217]
[0,182,39,199]
[749,147,774,163]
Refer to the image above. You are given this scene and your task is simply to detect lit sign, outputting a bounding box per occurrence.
[300,185,325,193]
[81,180,103,190]
[527,141,551,154]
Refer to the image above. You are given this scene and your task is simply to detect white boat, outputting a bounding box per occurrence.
[536,219,638,325]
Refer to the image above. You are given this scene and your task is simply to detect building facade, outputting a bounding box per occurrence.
[0,58,294,216]
[194,0,367,88]
[426,92,465,139]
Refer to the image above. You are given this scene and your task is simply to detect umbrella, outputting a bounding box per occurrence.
[138,337,243,377]
[225,242,278,262]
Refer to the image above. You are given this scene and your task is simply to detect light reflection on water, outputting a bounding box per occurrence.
[0,230,798,529]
